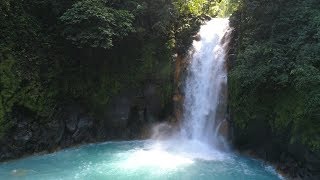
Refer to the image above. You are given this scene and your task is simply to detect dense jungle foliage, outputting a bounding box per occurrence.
[229,0,320,151]
[0,0,235,138]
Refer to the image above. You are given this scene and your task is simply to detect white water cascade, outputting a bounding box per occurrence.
[180,18,230,150]
[150,18,232,160]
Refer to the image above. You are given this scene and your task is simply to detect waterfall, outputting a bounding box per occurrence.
[180,18,230,150]
[150,18,231,159]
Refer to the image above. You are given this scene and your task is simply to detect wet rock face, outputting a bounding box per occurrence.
[194,34,201,41]
[286,144,320,180]
[173,54,188,123]
[101,85,165,139]
[107,95,131,127]
[65,108,79,133]
[0,105,95,161]
[217,120,229,140]
[0,83,171,162]
[14,121,32,142]
[144,84,161,118]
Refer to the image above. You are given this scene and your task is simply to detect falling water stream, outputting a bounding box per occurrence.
[0,19,282,180]
[181,18,229,148]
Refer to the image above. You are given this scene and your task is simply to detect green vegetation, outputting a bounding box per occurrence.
[60,0,135,49]
[229,0,320,151]
[0,0,231,138]
[175,0,239,17]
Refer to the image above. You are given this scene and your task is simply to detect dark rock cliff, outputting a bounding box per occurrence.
[0,84,169,162]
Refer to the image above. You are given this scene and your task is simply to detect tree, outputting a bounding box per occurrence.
[60,0,135,49]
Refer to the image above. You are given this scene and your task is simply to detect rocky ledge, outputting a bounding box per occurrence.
[0,84,171,162]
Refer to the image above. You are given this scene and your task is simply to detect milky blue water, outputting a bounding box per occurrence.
[0,140,281,180]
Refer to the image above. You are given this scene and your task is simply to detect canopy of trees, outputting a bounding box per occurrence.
[60,0,135,49]
[229,0,320,151]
